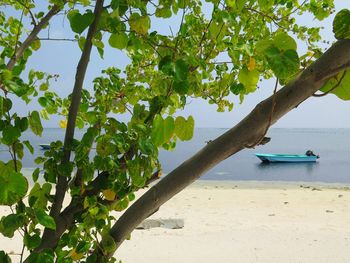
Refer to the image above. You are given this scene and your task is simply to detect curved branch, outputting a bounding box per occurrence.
[313,70,347,97]
[100,40,350,260]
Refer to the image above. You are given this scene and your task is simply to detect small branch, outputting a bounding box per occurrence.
[13,9,24,58]
[38,37,77,42]
[13,0,37,26]
[19,243,25,263]
[174,8,186,53]
[208,61,233,65]
[245,7,287,30]
[312,70,347,97]
[245,77,279,148]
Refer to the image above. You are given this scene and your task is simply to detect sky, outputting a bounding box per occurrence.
[3,0,350,128]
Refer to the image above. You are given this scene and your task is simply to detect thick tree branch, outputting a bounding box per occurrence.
[35,0,105,254]
[99,40,350,260]
[50,0,104,220]
[34,170,161,252]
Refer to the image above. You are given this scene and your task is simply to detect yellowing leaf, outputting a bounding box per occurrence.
[174,116,194,141]
[129,13,150,35]
[103,189,116,201]
[70,249,84,261]
[238,68,260,93]
[59,119,67,129]
[248,57,256,71]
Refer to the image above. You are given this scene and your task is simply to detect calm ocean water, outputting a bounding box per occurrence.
[1,128,350,184]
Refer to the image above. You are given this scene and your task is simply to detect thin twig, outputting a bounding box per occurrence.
[245,78,279,148]
[39,37,77,42]
[313,70,347,97]
[19,243,25,263]
[13,9,24,69]
[174,8,186,53]
[13,0,37,26]
[245,7,287,30]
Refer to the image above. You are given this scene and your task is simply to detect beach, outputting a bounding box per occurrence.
[1,181,350,262]
[117,181,350,263]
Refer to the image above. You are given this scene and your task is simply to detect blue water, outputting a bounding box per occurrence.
[160,128,350,183]
[1,128,350,184]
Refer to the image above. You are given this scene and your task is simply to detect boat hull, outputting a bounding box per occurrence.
[255,153,318,163]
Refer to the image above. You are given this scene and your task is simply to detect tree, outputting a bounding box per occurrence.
[0,0,349,262]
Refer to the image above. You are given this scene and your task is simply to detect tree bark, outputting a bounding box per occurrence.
[36,0,105,252]
[100,39,350,260]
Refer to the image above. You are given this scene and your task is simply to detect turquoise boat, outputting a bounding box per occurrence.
[255,153,319,163]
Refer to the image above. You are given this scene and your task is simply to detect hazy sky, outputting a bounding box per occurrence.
[5,0,350,128]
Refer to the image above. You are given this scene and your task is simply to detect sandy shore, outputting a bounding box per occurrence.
[2,181,350,262]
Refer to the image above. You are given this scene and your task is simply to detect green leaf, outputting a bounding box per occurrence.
[96,135,116,157]
[159,55,174,76]
[2,125,20,145]
[23,140,34,154]
[0,214,25,238]
[26,251,54,263]
[175,59,189,81]
[0,251,11,263]
[29,183,52,209]
[15,117,28,132]
[265,47,300,80]
[238,68,259,93]
[24,233,41,250]
[258,0,274,10]
[138,138,156,155]
[112,197,130,211]
[5,81,27,96]
[173,80,189,95]
[155,7,172,18]
[333,9,350,39]
[230,83,245,95]
[67,10,95,34]
[273,32,297,51]
[109,32,128,49]
[38,97,48,107]
[31,39,41,51]
[226,0,247,11]
[78,36,86,51]
[151,115,175,146]
[101,235,116,253]
[174,116,194,141]
[0,162,28,205]
[32,167,40,182]
[129,13,150,35]
[34,208,56,230]
[29,111,43,136]
[320,70,350,100]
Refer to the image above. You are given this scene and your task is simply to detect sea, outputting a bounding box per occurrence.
[1,128,350,184]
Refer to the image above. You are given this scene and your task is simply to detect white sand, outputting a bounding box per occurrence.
[117,181,350,263]
[2,181,350,263]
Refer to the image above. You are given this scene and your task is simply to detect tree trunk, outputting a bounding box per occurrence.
[100,39,350,260]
